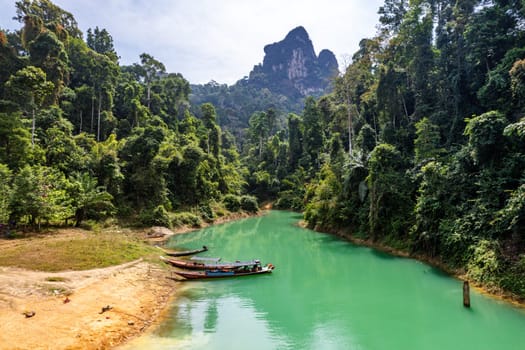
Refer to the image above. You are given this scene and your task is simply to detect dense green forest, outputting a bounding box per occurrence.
[2,0,525,299]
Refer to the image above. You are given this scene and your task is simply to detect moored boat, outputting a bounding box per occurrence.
[160,256,266,270]
[172,263,275,280]
[156,245,208,257]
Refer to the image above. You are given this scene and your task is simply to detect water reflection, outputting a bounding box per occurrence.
[123,211,525,350]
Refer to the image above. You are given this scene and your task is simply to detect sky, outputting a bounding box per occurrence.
[0,0,383,85]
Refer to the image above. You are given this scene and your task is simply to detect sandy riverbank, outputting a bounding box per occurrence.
[0,211,264,350]
[0,259,175,350]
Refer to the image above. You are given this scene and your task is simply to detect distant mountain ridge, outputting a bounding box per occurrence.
[190,26,339,140]
[247,26,339,98]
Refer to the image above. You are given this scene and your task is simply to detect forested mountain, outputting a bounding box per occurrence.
[2,0,525,300]
[248,26,338,98]
[190,26,338,144]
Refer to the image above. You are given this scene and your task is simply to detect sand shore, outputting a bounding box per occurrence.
[0,211,261,350]
[0,259,176,350]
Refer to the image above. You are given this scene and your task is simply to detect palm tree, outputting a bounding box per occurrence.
[69,172,114,227]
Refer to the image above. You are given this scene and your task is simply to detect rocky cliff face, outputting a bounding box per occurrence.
[247,26,338,98]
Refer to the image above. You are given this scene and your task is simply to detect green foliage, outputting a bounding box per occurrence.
[223,194,241,212]
[411,161,450,256]
[414,118,443,164]
[304,164,342,229]
[199,203,214,222]
[240,195,259,213]
[464,111,507,165]
[367,143,413,239]
[139,205,170,227]
[3,0,525,299]
[68,172,114,227]
[171,212,202,228]
[10,165,72,225]
[499,255,525,296]
[467,239,500,286]
[0,112,35,169]
[0,163,12,222]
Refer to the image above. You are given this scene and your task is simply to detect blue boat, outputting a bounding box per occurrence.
[171,262,275,280]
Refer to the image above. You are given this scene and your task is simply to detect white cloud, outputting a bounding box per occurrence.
[0,0,383,84]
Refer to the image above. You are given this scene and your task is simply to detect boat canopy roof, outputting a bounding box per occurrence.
[190,256,221,262]
[190,257,262,267]
[226,260,262,267]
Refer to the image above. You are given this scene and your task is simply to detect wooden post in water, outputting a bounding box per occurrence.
[463,281,471,308]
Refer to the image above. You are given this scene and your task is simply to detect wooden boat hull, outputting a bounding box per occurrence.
[157,245,208,257]
[161,256,239,270]
[173,266,274,280]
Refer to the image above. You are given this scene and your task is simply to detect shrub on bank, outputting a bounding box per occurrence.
[171,212,202,228]
[139,205,170,227]
[223,194,241,212]
[240,195,259,213]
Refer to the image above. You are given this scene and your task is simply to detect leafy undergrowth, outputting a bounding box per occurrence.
[0,229,159,272]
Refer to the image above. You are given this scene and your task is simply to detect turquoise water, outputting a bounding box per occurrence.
[122,211,525,350]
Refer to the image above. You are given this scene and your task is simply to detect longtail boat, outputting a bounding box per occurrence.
[156,245,208,257]
[172,263,275,280]
[160,256,265,270]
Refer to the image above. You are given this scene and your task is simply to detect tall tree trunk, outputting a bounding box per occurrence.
[259,136,263,159]
[147,84,151,109]
[79,110,83,133]
[348,109,353,155]
[31,107,35,148]
[91,90,95,133]
[97,90,102,141]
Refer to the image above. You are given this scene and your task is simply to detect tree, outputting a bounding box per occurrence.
[414,117,443,164]
[287,113,303,170]
[139,53,166,109]
[0,30,24,97]
[68,172,113,227]
[26,29,69,102]
[0,112,37,169]
[464,111,508,166]
[411,161,450,256]
[201,103,221,158]
[510,58,525,113]
[248,111,270,159]
[15,0,82,39]
[90,51,119,141]
[378,0,408,36]
[90,133,123,197]
[0,164,12,223]
[119,124,169,208]
[86,27,118,62]
[367,143,413,239]
[302,97,324,170]
[5,66,54,146]
[10,165,72,226]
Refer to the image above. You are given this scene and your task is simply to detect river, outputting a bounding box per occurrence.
[121,210,525,349]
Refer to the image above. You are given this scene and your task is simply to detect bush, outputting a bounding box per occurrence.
[275,190,304,211]
[199,203,214,222]
[139,205,170,227]
[171,212,202,228]
[467,239,500,286]
[223,194,241,212]
[240,195,259,213]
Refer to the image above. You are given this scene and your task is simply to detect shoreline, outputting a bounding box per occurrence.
[121,211,266,346]
[0,260,176,350]
[305,221,525,310]
[0,210,263,350]
[5,209,522,349]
